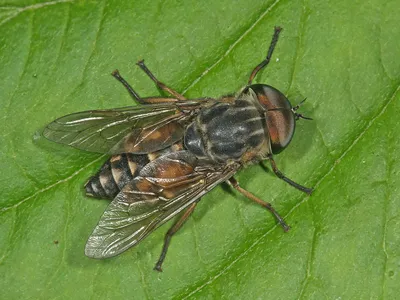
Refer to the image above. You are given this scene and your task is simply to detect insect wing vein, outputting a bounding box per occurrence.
[43,104,184,154]
[85,155,238,259]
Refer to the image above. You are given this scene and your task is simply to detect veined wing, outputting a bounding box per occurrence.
[85,150,239,259]
[43,102,198,154]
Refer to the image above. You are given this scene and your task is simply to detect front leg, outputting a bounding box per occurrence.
[268,155,313,195]
[247,26,282,85]
[227,177,290,232]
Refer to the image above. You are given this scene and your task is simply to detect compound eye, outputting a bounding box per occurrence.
[248,84,295,153]
[267,109,295,153]
[249,84,291,110]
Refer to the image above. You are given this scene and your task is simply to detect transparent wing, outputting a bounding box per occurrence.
[43,103,192,154]
[85,151,238,258]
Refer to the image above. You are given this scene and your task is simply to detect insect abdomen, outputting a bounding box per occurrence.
[85,143,184,199]
[85,154,149,199]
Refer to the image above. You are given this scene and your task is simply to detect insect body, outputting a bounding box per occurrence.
[43,27,312,271]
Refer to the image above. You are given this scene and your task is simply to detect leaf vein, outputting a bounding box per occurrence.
[0,209,17,264]
[347,37,363,116]
[88,264,101,300]
[381,124,393,299]
[31,3,70,113]
[181,0,282,94]
[377,17,394,82]
[297,203,317,300]
[0,155,105,212]
[137,261,152,300]
[59,0,106,111]
[6,13,40,188]
[0,0,75,27]
[286,0,308,94]
[315,125,332,154]
[40,188,71,297]
[191,217,207,266]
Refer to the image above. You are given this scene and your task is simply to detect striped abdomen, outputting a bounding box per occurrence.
[85,143,183,199]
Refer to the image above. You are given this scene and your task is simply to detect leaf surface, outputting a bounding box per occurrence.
[0,0,399,299]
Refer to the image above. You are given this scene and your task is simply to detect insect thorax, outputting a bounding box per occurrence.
[184,99,268,163]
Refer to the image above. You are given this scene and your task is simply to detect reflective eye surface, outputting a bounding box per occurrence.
[248,84,296,154]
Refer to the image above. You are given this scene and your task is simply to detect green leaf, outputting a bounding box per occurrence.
[1,0,399,299]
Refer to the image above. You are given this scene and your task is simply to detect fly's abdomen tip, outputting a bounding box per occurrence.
[84,178,95,197]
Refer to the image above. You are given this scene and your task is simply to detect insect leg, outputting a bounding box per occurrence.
[112,69,179,104]
[227,177,290,232]
[154,200,199,272]
[111,69,144,103]
[268,155,313,194]
[137,60,187,101]
[248,26,282,85]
